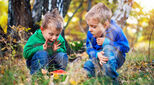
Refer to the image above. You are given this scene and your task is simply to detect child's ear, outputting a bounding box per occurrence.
[104,20,110,28]
[40,26,44,31]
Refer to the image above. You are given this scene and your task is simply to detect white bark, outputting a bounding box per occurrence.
[112,0,133,28]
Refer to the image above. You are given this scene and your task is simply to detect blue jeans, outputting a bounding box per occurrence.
[84,45,125,79]
[26,50,68,75]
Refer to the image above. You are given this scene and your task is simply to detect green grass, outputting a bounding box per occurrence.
[0,48,153,85]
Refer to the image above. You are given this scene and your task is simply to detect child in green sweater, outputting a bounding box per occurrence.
[23,8,68,74]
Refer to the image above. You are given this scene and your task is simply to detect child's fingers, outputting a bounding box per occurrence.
[43,39,49,50]
[57,43,61,46]
[100,61,103,65]
[102,58,109,61]
[102,56,108,59]
[54,47,60,51]
[57,46,60,49]
[45,39,48,45]
[56,40,60,44]
[101,60,107,63]
[99,56,108,61]
[100,60,106,65]
[100,51,104,54]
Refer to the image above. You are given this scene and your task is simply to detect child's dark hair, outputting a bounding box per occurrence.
[42,8,63,31]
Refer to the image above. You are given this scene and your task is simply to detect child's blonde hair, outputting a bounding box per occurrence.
[85,3,112,24]
[42,8,64,31]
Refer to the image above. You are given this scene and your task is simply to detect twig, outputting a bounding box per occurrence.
[78,21,86,35]
[87,0,91,11]
[64,0,84,28]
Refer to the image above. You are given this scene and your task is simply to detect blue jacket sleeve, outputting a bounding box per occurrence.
[107,20,130,54]
[111,39,130,53]
[86,32,98,58]
[104,32,130,54]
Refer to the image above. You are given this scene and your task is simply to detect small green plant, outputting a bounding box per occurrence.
[69,40,84,53]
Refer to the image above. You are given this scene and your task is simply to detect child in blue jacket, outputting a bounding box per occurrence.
[84,3,130,79]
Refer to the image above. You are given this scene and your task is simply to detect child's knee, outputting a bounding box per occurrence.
[103,45,115,52]
[31,50,48,65]
[56,52,68,60]
[55,52,68,65]
[103,45,116,58]
[84,60,94,70]
[34,50,48,59]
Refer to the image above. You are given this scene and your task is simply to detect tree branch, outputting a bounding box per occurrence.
[64,0,84,29]
[87,0,91,11]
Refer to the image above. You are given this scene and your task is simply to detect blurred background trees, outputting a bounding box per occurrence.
[0,0,153,60]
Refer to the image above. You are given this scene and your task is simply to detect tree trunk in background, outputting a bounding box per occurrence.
[86,0,92,32]
[8,0,33,33]
[32,0,71,25]
[112,0,133,29]
[32,0,48,24]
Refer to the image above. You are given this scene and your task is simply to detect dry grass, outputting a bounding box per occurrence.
[0,26,153,85]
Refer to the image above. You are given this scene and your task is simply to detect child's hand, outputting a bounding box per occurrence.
[52,40,61,52]
[97,51,108,65]
[43,39,49,50]
[96,37,105,45]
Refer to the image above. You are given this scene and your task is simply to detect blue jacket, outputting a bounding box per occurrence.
[86,20,130,57]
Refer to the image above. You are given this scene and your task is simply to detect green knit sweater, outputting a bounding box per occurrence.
[23,29,66,59]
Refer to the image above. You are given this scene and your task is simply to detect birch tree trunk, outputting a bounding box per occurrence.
[32,0,71,24]
[112,0,133,28]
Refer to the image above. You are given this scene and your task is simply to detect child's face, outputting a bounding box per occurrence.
[42,27,61,43]
[87,18,106,38]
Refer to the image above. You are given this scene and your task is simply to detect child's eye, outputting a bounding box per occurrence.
[49,33,54,36]
[93,26,97,28]
[56,34,59,37]
[91,25,97,28]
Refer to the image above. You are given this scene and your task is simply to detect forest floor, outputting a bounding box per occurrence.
[0,48,154,85]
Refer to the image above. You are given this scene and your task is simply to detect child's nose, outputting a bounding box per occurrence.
[52,35,57,40]
[89,27,93,32]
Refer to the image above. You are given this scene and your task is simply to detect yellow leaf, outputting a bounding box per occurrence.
[1,47,6,51]
[69,78,77,85]
[53,73,59,79]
